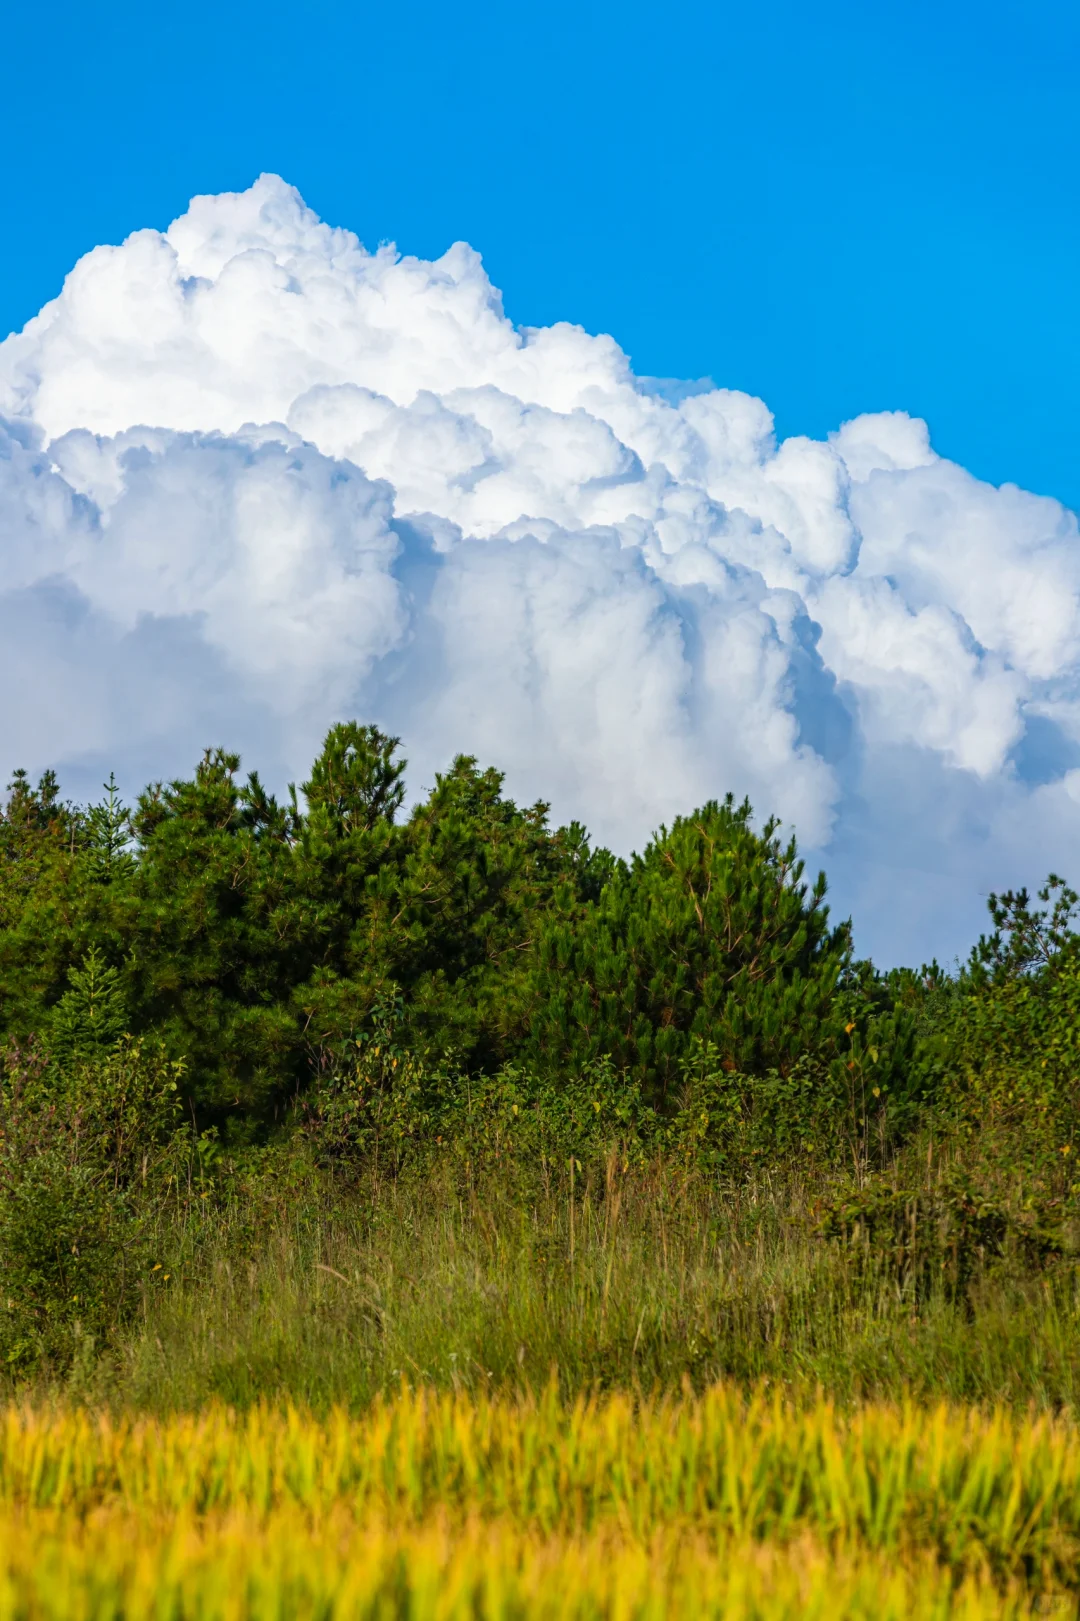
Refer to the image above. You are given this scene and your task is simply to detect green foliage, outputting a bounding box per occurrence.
[301,993,438,1175]
[0,1039,186,1371]
[124,748,310,1124]
[0,771,82,1045]
[302,722,406,833]
[818,1172,1067,1304]
[670,1040,839,1168]
[0,768,68,841]
[83,773,137,886]
[11,726,1080,1405]
[919,875,1080,1192]
[1,721,1073,1188]
[301,990,656,1185]
[37,741,606,1128]
[969,874,1080,986]
[50,947,128,1062]
[523,796,901,1111]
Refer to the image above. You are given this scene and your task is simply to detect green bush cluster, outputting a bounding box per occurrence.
[0,1036,186,1370]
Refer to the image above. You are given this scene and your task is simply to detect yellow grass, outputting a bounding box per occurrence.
[0,1385,1078,1617]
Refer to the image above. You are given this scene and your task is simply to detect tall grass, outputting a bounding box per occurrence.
[8,1151,1080,1615]
[0,1512,1054,1619]
[65,1152,1080,1413]
[2,1387,1080,1616]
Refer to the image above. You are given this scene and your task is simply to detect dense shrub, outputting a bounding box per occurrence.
[818,1172,1067,1304]
[920,878,1080,1192]
[0,1034,186,1370]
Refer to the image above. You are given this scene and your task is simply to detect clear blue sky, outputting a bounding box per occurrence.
[4,0,1079,509]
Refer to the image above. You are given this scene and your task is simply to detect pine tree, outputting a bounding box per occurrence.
[0,770,83,1045]
[51,947,128,1061]
[303,723,406,833]
[524,795,854,1102]
[84,774,136,885]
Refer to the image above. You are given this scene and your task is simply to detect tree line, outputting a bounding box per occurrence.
[0,724,913,1136]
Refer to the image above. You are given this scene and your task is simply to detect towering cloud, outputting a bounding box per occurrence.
[2,175,1078,963]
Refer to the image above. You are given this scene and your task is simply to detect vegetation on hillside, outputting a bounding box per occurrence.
[6,727,1080,1617]
[1,725,1079,1391]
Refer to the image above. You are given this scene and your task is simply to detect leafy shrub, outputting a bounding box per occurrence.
[922,877,1080,1192]
[300,995,441,1177]
[0,1035,185,1371]
[818,1172,1067,1303]
[667,1023,922,1172]
[302,995,658,1184]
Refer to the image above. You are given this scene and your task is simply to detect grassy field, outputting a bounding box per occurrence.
[8,1154,1080,1616]
[77,1156,1080,1415]
[1,1387,1079,1618]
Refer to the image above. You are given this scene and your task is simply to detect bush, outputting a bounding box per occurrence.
[818,1171,1068,1304]
[302,995,658,1185]
[922,878,1080,1194]
[0,1036,186,1371]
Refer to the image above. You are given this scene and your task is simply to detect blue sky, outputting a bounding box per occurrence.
[4,0,1079,509]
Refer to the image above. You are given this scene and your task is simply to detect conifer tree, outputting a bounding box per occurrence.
[303,723,406,833]
[524,795,853,1102]
[0,731,920,1144]
[51,946,128,1061]
[83,774,136,885]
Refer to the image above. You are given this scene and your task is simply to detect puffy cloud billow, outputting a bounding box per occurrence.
[2,174,1079,964]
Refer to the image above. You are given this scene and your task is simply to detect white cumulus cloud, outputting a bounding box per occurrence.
[2,173,1079,965]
